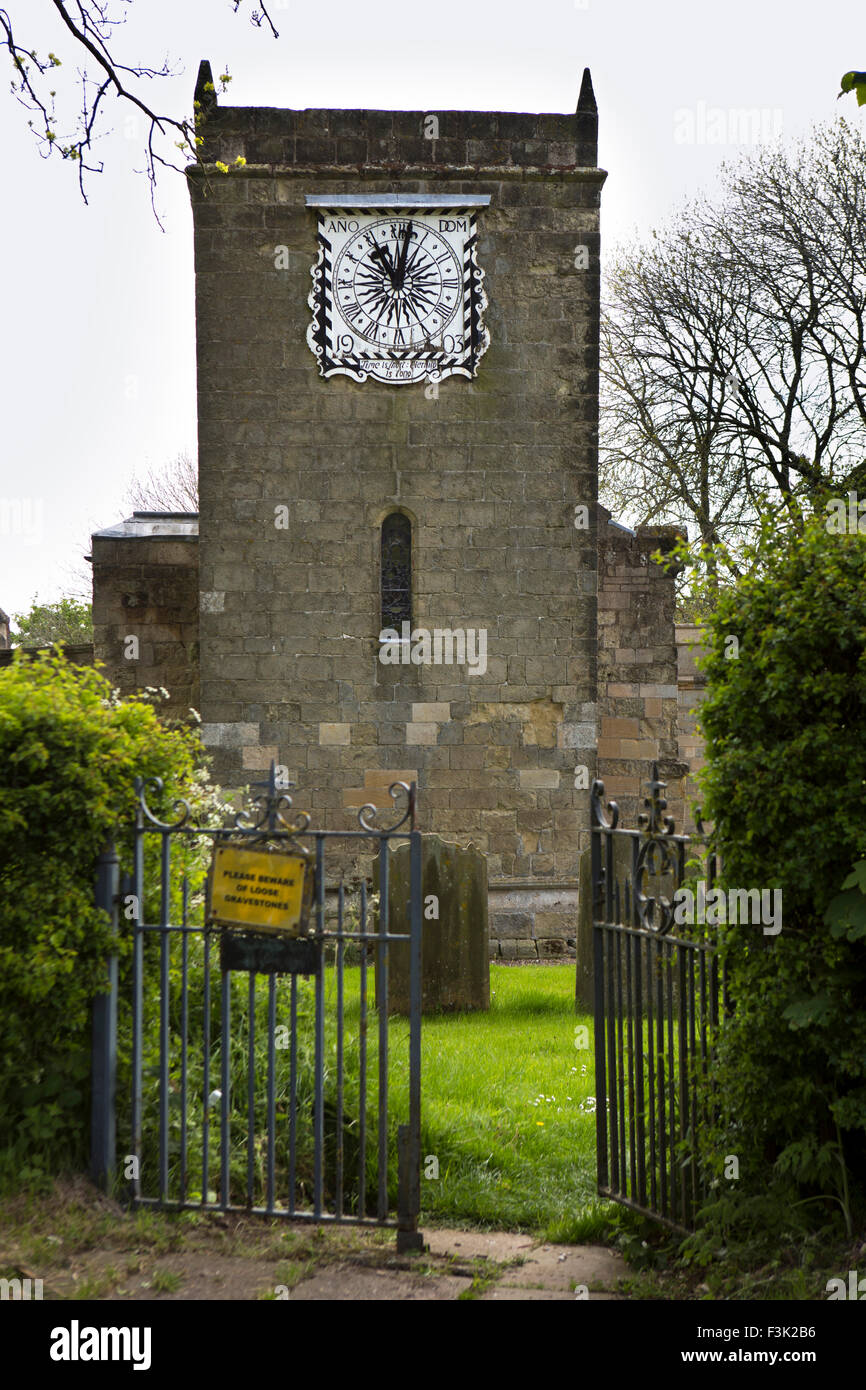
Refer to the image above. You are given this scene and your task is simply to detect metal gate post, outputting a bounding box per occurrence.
[589,783,610,1197]
[397,819,424,1253]
[91,842,119,1192]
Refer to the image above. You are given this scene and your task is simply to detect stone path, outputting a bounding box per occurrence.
[427,1229,625,1300]
[288,1228,626,1301]
[0,1177,629,1301]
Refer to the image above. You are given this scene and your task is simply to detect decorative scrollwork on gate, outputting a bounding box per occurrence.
[633,763,680,934]
[636,763,676,838]
[234,790,311,839]
[136,776,193,830]
[357,781,415,834]
[228,762,311,854]
[591,777,619,830]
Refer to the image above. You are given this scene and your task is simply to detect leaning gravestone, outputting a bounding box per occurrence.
[374,834,489,1013]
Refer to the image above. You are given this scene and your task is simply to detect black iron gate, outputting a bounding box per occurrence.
[591,764,724,1231]
[92,766,424,1251]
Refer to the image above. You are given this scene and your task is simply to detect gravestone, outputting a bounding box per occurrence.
[374,834,489,1014]
[575,846,594,1013]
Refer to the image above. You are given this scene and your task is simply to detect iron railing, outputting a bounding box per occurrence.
[592,764,725,1231]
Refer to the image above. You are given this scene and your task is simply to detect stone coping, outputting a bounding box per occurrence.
[187,163,608,184]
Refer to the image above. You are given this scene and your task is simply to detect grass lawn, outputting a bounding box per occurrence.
[388,963,602,1240]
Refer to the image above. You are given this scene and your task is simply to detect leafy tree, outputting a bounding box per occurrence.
[690,512,866,1249]
[601,119,866,588]
[0,1,278,210]
[12,594,93,646]
[839,71,866,105]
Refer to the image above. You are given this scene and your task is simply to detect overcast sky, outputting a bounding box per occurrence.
[0,0,860,620]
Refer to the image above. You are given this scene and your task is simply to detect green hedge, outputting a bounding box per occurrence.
[0,652,204,1183]
[691,515,866,1246]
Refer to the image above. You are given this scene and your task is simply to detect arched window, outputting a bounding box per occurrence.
[381,512,412,630]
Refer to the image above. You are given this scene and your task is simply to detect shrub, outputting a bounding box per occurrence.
[12,594,93,646]
[0,651,204,1181]
[691,513,866,1244]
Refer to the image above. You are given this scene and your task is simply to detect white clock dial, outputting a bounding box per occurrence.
[333,219,462,350]
[306,199,490,385]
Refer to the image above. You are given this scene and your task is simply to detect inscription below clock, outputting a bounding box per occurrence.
[334,219,462,349]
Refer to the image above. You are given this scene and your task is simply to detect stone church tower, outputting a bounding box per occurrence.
[186,63,606,940]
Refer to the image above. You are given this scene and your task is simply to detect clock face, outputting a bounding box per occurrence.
[307,203,490,385]
[333,219,462,351]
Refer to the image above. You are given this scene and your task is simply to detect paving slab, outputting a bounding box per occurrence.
[495,1241,625,1291]
[422,1228,536,1261]
[422,1229,627,1300]
[288,1264,471,1301]
[480,1286,576,1301]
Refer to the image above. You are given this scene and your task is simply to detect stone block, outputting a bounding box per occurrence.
[319,722,351,745]
[514,940,539,958]
[411,702,451,722]
[534,911,574,938]
[600,717,639,737]
[200,721,260,748]
[537,937,573,958]
[406,723,439,745]
[364,768,419,786]
[518,768,561,791]
[557,722,596,749]
[490,910,533,939]
[497,939,522,958]
[241,743,278,769]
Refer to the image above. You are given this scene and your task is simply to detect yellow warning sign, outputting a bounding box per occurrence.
[208,844,311,935]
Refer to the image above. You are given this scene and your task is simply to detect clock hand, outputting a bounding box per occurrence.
[396,221,414,287]
[402,239,426,279]
[369,243,397,286]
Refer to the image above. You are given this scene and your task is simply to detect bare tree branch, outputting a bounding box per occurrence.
[126,450,198,513]
[232,0,279,40]
[601,118,866,597]
[1,1,277,216]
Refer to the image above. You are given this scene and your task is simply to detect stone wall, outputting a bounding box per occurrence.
[190,68,605,936]
[595,509,688,828]
[676,622,708,832]
[489,880,578,960]
[84,507,694,960]
[0,642,94,670]
[90,513,200,719]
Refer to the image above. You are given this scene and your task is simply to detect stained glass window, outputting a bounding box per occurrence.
[381,512,412,630]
